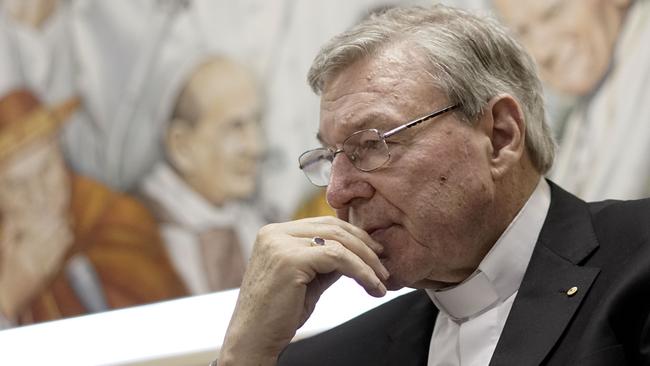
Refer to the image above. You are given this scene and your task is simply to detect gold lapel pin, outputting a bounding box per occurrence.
[566,286,578,297]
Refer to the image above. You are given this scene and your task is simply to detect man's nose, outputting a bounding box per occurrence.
[325,152,374,211]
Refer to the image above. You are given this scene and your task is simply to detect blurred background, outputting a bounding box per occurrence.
[0,0,648,332]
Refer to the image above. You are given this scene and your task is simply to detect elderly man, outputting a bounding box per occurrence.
[217,5,650,365]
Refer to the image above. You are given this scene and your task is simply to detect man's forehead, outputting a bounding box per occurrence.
[318,87,406,145]
[321,48,423,99]
[316,108,396,144]
[317,64,444,144]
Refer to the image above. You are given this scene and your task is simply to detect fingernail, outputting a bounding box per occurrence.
[372,239,384,253]
[377,282,387,296]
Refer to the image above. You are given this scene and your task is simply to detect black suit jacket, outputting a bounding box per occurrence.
[278,182,650,365]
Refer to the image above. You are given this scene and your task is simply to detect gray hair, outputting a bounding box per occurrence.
[308,4,556,173]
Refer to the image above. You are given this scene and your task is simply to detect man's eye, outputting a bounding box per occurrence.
[360,140,381,149]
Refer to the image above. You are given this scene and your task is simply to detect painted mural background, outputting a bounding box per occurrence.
[0,0,648,328]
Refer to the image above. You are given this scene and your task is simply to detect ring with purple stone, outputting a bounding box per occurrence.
[311,237,326,246]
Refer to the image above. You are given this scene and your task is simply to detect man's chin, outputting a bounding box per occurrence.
[382,275,411,291]
[410,278,461,290]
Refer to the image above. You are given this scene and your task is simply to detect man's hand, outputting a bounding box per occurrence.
[219,216,389,366]
[0,217,73,320]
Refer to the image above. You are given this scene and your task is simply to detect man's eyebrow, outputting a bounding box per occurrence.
[316,113,395,146]
[352,113,393,131]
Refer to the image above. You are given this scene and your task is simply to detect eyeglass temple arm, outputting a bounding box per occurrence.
[382,104,458,138]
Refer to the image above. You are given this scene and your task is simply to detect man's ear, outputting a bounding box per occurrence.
[165,118,196,174]
[481,94,526,179]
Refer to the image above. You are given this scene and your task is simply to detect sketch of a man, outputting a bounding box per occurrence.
[494,0,650,200]
[139,56,267,294]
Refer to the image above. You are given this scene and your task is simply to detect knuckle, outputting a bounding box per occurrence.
[258,223,278,237]
[254,232,283,256]
[256,224,286,247]
[329,226,348,242]
[355,227,372,240]
[323,244,345,261]
[321,215,340,225]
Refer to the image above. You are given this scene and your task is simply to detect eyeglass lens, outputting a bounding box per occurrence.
[300,149,333,186]
[299,129,389,186]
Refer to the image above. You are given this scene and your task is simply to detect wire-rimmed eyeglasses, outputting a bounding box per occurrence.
[298,104,458,186]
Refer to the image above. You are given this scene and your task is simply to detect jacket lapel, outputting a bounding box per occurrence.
[489,181,600,366]
[385,291,438,366]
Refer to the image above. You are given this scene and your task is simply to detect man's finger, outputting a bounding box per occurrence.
[301,240,387,297]
[302,231,389,281]
[291,216,384,254]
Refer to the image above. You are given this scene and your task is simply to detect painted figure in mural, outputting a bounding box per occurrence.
[493,0,650,200]
[0,90,186,329]
[0,0,98,181]
[0,0,192,192]
[1,0,58,28]
[139,57,267,295]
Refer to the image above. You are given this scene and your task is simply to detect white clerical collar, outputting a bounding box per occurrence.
[426,178,550,321]
[139,162,243,231]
